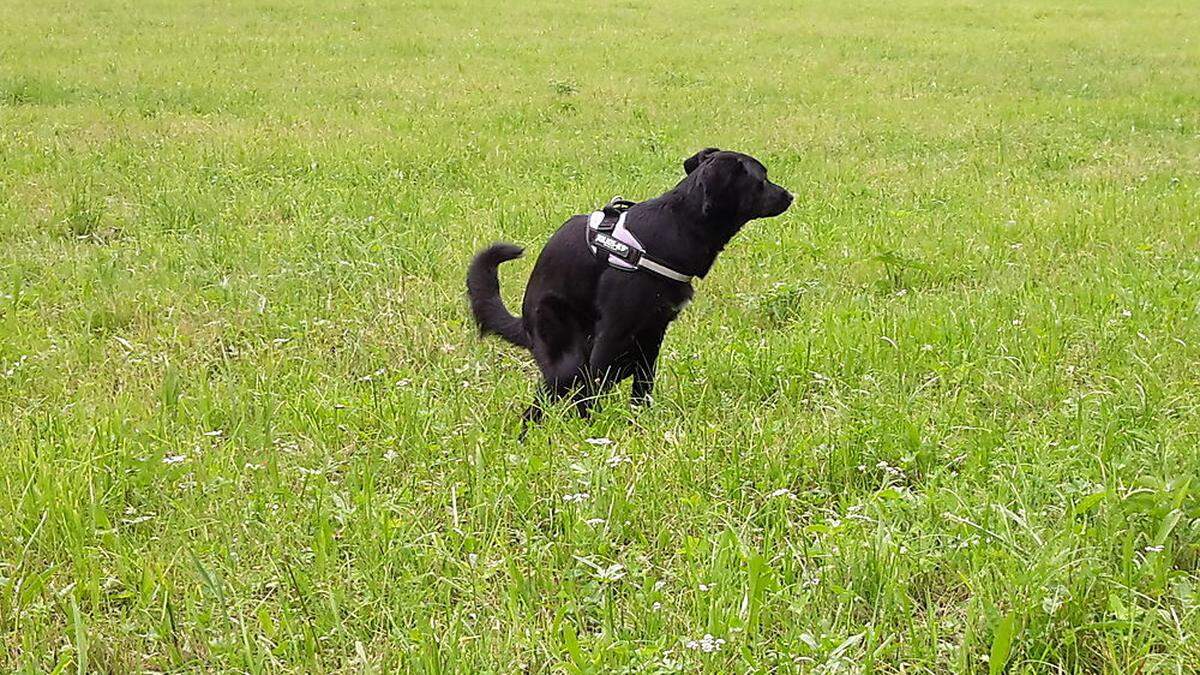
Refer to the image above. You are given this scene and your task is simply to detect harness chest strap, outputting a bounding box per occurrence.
[586,209,694,283]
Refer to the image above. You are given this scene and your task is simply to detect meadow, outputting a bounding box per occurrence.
[2,0,1199,671]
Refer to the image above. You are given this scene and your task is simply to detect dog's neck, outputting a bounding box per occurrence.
[645,179,748,278]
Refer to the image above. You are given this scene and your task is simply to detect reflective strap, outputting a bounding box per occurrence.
[638,257,693,283]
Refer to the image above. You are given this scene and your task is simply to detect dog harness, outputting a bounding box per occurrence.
[586,198,694,283]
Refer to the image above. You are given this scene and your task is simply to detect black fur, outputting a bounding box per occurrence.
[467,148,792,424]
[467,243,531,348]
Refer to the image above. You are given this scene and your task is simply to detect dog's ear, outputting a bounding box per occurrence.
[698,155,745,218]
[683,147,720,175]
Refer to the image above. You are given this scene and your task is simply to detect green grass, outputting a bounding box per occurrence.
[2,0,1199,671]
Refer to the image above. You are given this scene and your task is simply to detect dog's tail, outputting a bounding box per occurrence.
[467,243,532,349]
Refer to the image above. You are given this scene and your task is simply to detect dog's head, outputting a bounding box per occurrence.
[684,148,793,221]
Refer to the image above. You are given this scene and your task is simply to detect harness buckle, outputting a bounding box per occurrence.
[601,196,635,220]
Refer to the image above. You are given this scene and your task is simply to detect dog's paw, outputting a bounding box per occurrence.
[631,394,655,409]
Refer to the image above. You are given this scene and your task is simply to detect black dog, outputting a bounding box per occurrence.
[467,148,792,423]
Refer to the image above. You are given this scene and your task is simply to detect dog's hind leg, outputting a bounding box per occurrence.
[523,294,591,429]
[522,384,550,426]
[521,351,587,431]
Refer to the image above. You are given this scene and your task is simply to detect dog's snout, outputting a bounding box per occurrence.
[763,185,792,217]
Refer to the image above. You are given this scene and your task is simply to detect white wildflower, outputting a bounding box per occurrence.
[1042,585,1068,614]
[685,634,726,653]
[562,492,590,504]
[162,454,187,465]
[2,355,28,378]
[658,651,684,672]
[585,437,614,446]
[605,454,631,467]
[596,563,626,583]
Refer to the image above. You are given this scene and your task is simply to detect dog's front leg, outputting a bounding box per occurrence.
[580,329,639,417]
[630,329,666,406]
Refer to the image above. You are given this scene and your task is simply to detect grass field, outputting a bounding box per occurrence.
[2,0,1200,671]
